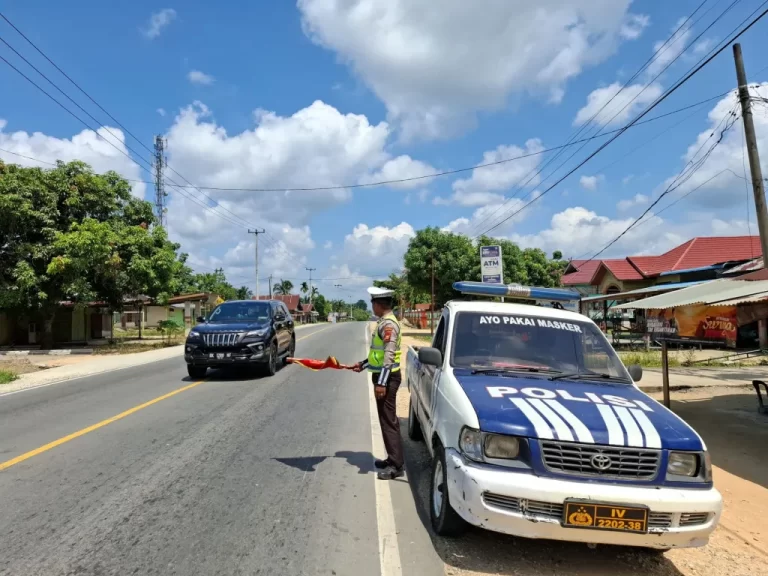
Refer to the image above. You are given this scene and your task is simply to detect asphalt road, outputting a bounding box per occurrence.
[0,323,442,576]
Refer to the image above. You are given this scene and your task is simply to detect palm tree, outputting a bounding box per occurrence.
[300,281,309,295]
[273,279,294,295]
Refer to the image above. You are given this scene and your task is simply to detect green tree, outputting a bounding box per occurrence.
[273,279,294,295]
[236,286,253,300]
[354,299,367,311]
[0,160,188,348]
[300,281,309,295]
[189,269,237,300]
[404,227,476,305]
[312,293,328,318]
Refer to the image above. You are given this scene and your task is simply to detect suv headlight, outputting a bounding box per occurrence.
[188,330,200,339]
[458,427,483,462]
[667,452,699,477]
[245,329,268,338]
[484,434,520,459]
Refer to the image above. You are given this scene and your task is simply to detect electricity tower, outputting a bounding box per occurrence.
[153,136,167,227]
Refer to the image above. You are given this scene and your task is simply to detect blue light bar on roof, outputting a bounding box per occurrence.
[453,281,581,302]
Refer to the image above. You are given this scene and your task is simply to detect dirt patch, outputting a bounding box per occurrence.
[0,358,48,377]
[93,340,183,355]
[397,337,768,576]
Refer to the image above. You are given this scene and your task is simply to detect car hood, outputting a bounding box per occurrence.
[453,369,703,451]
[193,322,269,333]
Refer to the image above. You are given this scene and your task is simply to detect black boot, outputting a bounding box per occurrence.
[377,466,405,480]
[374,458,391,469]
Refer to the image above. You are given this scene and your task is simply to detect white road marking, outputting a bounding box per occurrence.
[543,399,595,443]
[630,408,662,449]
[364,324,403,576]
[510,398,554,439]
[596,404,625,446]
[527,398,574,441]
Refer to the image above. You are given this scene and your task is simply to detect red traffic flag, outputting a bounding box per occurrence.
[286,355,354,371]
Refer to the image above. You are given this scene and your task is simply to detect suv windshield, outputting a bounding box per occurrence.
[450,311,629,381]
[207,302,271,323]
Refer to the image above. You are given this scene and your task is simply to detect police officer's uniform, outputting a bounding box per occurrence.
[358,287,404,480]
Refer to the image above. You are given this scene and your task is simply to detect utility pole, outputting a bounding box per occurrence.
[430,253,435,336]
[153,136,167,227]
[734,43,768,349]
[268,275,273,298]
[306,267,316,319]
[248,229,265,300]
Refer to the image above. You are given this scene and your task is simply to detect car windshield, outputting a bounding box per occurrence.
[207,302,271,323]
[450,311,629,381]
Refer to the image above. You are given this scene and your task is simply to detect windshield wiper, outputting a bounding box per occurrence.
[549,371,630,383]
[471,366,560,375]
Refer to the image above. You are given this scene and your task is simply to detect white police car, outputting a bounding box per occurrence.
[405,282,721,550]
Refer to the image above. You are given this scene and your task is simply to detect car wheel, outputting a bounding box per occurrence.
[263,342,278,376]
[407,396,423,441]
[430,443,467,537]
[284,335,296,366]
[187,365,207,380]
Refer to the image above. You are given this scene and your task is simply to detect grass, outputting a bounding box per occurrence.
[0,369,18,384]
[94,339,184,355]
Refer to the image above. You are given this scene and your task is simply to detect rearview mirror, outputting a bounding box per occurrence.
[196,316,206,323]
[418,347,443,367]
[627,364,643,382]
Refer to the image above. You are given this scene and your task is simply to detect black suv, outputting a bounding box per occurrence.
[184,300,295,379]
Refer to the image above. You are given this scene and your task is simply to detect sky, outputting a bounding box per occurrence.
[2,1,768,303]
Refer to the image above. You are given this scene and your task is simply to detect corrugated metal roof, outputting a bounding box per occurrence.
[658,263,725,276]
[723,257,763,275]
[612,278,768,309]
[581,280,706,303]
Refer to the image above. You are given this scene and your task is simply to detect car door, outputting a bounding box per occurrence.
[418,312,448,428]
[272,303,288,352]
[281,303,295,347]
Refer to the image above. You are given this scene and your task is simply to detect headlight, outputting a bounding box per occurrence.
[245,329,268,338]
[702,451,712,482]
[484,434,520,459]
[458,427,483,462]
[188,330,200,338]
[667,452,699,477]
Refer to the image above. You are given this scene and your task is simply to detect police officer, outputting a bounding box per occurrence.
[353,287,404,480]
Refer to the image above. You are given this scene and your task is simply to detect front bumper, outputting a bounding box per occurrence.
[184,341,269,366]
[444,448,722,549]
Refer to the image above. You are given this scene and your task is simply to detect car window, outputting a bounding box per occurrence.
[432,316,447,355]
[449,311,628,380]
[208,302,271,323]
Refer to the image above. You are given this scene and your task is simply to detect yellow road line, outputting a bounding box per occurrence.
[0,379,206,472]
[0,325,338,472]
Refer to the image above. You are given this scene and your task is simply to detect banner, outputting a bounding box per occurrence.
[647,305,737,346]
[481,245,503,284]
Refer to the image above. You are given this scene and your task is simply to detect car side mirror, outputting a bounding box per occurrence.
[627,364,643,382]
[418,347,443,367]
[196,316,205,323]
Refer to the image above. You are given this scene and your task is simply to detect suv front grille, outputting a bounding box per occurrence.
[541,441,660,480]
[203,332,244,348]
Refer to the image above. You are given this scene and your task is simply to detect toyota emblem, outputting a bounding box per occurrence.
[590,453,612,471]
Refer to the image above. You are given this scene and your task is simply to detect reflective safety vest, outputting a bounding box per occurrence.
[368,313,402,373]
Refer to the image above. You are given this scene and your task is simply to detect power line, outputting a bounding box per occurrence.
[471,4,768,239]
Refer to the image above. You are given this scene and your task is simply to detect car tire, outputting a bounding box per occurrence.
[284,335,296,366]
[430,443,467,537]
[262,342,278,377]
[407,396,423,441]
[187,365,207,380]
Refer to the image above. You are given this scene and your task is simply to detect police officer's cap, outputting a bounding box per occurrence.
[367,286,395,300]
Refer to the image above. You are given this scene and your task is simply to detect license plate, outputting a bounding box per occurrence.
[209,353,230,359]
[563,500,648,534]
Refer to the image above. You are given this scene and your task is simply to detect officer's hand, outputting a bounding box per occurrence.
[374,385,386,400]
[352,362,364,373]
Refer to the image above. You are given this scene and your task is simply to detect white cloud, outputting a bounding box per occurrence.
[617,193,649,211]
[645,17,692,79]
[188,70,215,85]
[579,174,604,191]
[657,84,768,209]
[340,222,415,276]
[299,0,635,139]
[622,174,634,185]
[443,195,537,236]
[0,121,146,199]
[692,38,714,56]
[358,155,437,189]
[574,82,663,127]
[142,8,176,39]
[620,14,650,40]
[323,240,333,250]
[157,108,167,117]
[435,140,544,205]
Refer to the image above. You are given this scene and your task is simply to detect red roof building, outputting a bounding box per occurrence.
[254,294,301,312]
[562,236,762,295]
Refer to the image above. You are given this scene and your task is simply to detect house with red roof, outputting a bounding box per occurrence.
[562,236,763,297]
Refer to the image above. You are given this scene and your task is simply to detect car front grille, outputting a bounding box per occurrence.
[680,512,710,526]
[540,441,660,480]
[648,512,673,528]
[203,332,244,348]
[482,493,563,521]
